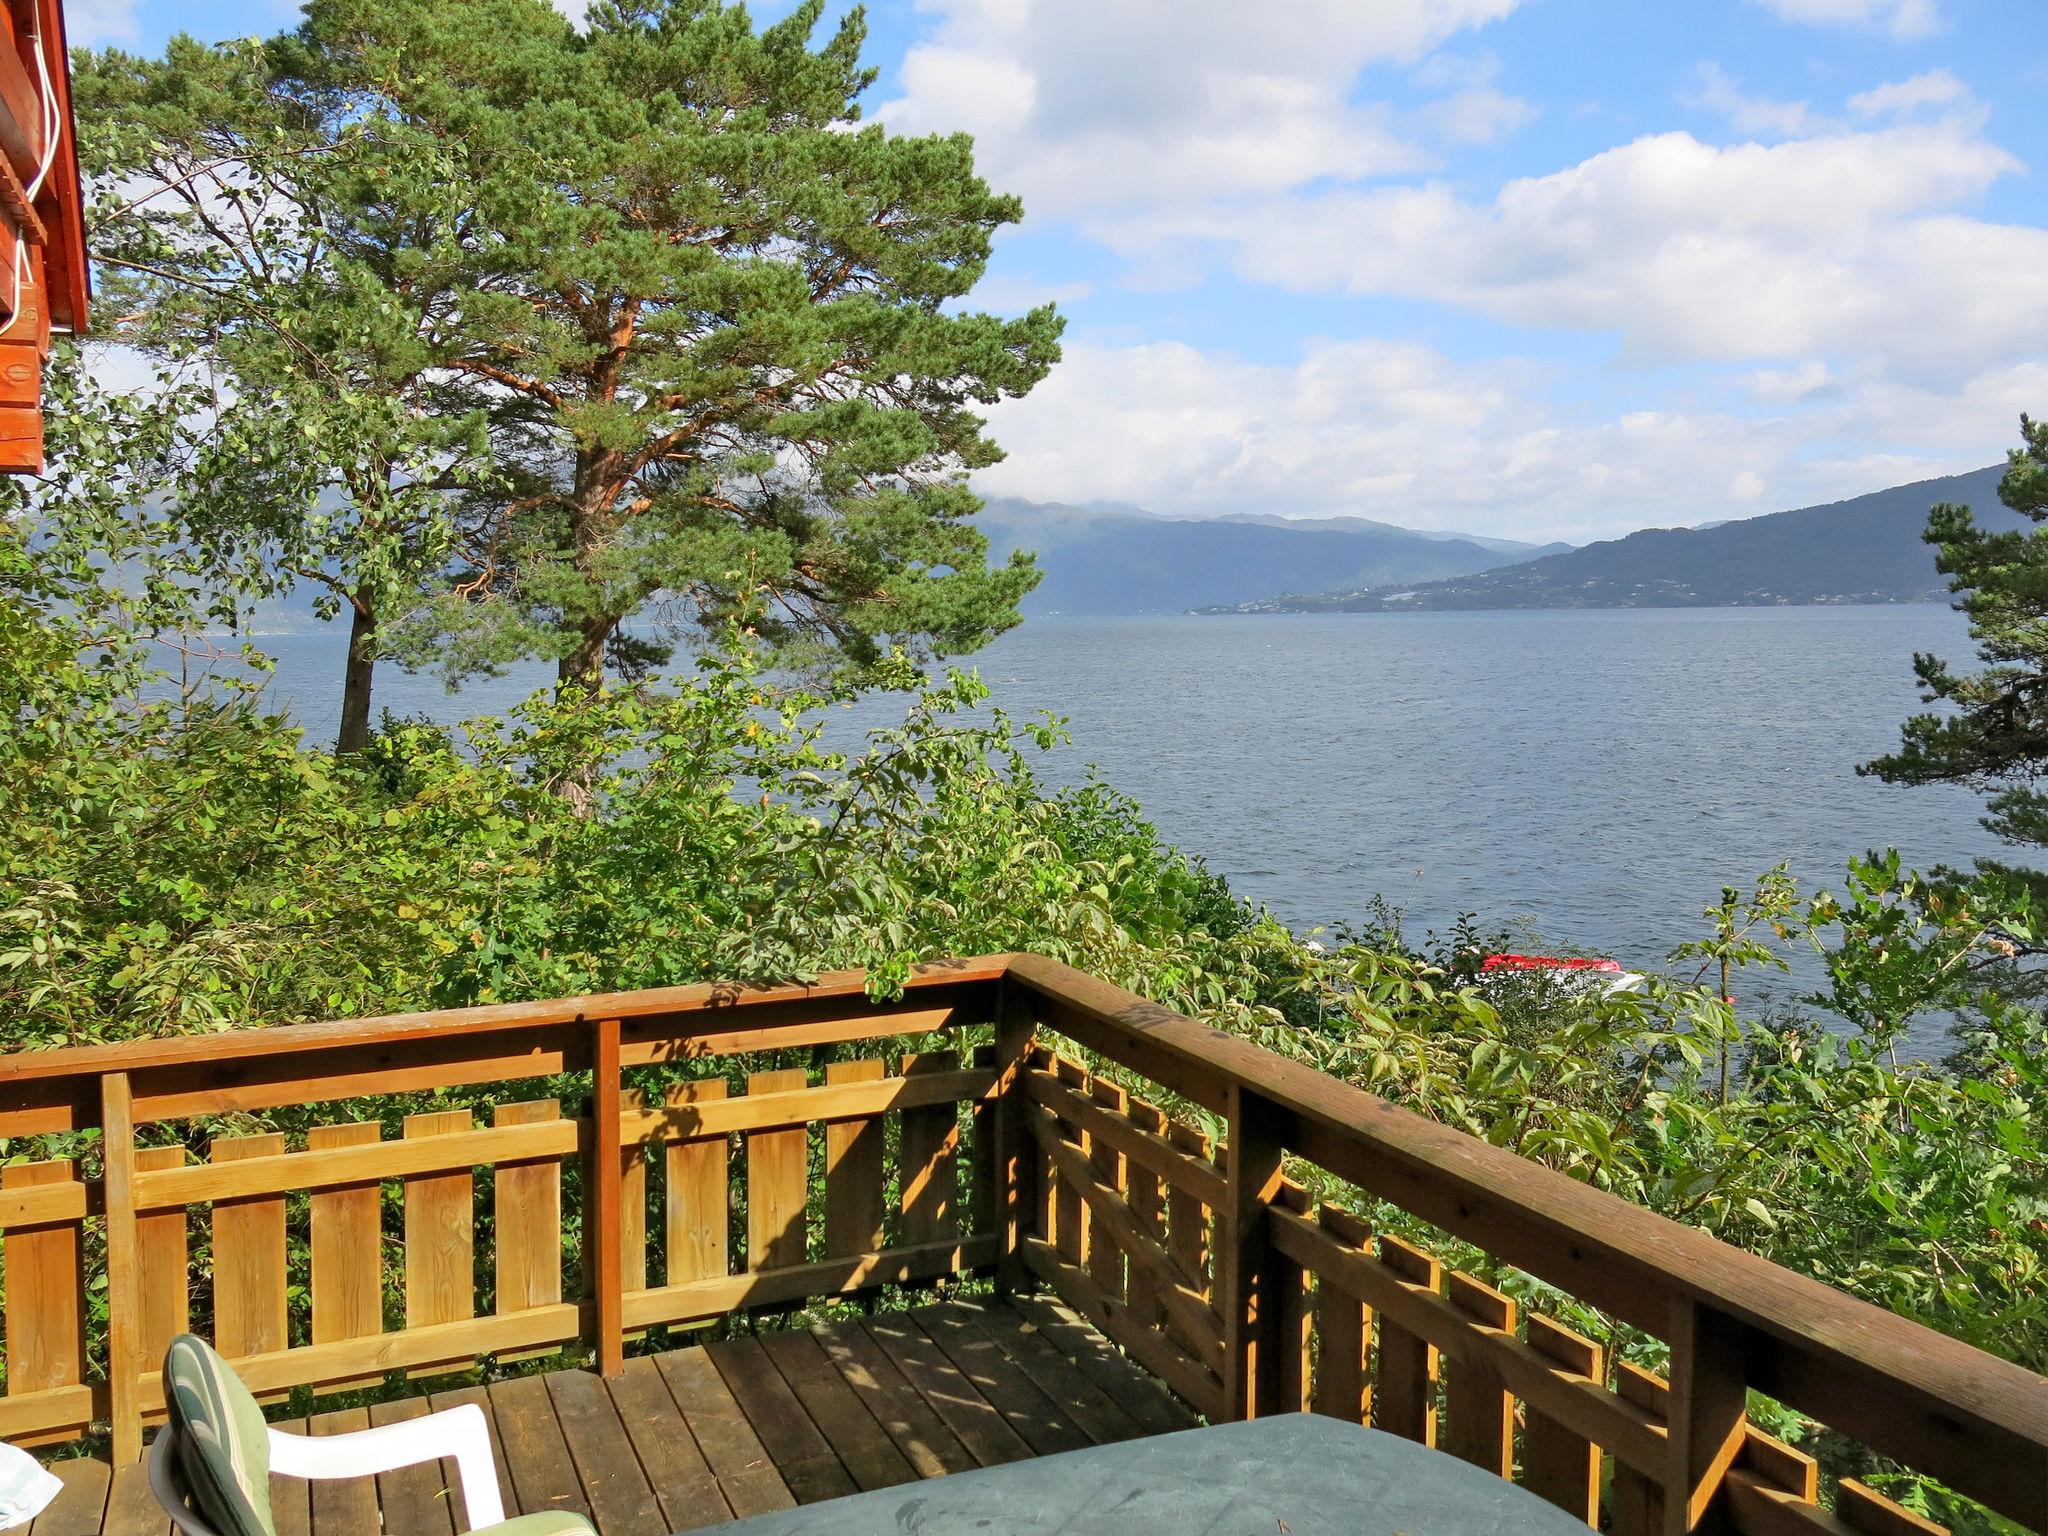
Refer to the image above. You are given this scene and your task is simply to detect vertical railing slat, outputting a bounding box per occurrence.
[1374,1234,1440,1445]
[1443,1270,1515,1477]
[1051,1057,1089,1268]
[1310,1204,1371,1424]
[101,1074,142,1463]
[494,1100,563,1315]
[212,1135,289,1365]
[592,1018,624,1375]
[1521,1313,1604,1526]
[1166,1121,1214,1358]
[1086,1079,1128,1301]
[308,1121,383,1391]
[745,1067,810,1270]
[1609,1362,1669,1536]
[1124,1097,1168,1330]
[970,1041,1000,1239]
[402,1112,475,1341]
[663,1079,730,1284]
[135,1146,192,1368]
[824,1059,887,1259]
[900,1052,961,1245]
[1273,1181,1313,1414]
[994,985,1040,1296]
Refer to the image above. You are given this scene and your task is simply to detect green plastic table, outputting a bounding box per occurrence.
[705,1412,1593,1536]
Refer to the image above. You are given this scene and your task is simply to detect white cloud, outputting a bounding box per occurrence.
[978,336,2040,542]
[1744,361,1835,403]
[878,0,1523,217]
[1747,0,1941,40]
[1850,69,1971,117]
[1683,63,1829,139]
[65,0,138,45]
[1099,120,2040,373]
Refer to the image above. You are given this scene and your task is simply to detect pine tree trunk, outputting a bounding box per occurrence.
[336,599,378,755]
[558,617,609,693]
[557,461,614,695]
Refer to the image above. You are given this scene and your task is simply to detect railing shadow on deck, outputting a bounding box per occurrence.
[0,953,2041,1536]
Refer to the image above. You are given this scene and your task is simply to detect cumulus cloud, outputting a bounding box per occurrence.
[1747,0,1942,39]
[878,0,1522,217]
[1096,119,2041,373]
[977,337,2039,542]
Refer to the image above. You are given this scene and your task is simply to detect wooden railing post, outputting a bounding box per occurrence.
[993,980,1039,1298]
[591,1017,625,1376]
[101,1071,142,1463]
[1218,1082,1286,1420]
[1664,1297,1749,1535]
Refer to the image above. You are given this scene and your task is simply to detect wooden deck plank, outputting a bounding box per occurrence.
[951,1298,1144,1444]
[31,1457,110,1536]
[860,1312,1033,1467]
[604,1356,732,1533]
[100,1456,167,1536]
[368,1398,458,1536]
[426,1384,515,1532]
[651,1345,797,1520]
[701,1336,857,1505]
[1005,1294,1197,1435]
[267,1418,312,1536]
[757,1330,918,1491]
[546,1370,667,1536]
[911,1305,1094,1458]
[811,1321,978,1479]
[307,1408,380,1536]
[488,1374,591,1523]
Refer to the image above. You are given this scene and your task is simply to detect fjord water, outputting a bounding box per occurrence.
[258,605,1999,1025]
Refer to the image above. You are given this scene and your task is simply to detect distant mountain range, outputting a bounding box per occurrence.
[979,497,1568,616]
[1206,466,2016,614]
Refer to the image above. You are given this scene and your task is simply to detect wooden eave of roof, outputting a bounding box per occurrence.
[0,0,91,472]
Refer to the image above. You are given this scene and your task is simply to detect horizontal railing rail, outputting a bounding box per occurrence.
[0,953,2041,1536]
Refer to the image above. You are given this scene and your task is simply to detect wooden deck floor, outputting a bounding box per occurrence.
[33,1297,1196,1536]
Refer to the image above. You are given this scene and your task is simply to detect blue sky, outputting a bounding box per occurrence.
[72,0,2048,542]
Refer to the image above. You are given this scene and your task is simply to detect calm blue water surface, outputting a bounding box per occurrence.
[247,606,2002,1025]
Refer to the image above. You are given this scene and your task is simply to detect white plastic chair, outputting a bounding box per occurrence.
[149,1335,580,1536]
[149,1404,509,1536]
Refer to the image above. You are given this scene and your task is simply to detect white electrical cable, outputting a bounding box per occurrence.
[23,13,58,201]
[0,15,64,340]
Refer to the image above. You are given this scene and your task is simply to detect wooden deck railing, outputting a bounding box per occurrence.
[0,954,2042,1536]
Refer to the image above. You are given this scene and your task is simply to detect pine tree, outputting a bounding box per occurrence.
[1865,414,2048,870]
[292,0,1062,691]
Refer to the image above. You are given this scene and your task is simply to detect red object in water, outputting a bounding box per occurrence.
[1480,954,1624,973]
